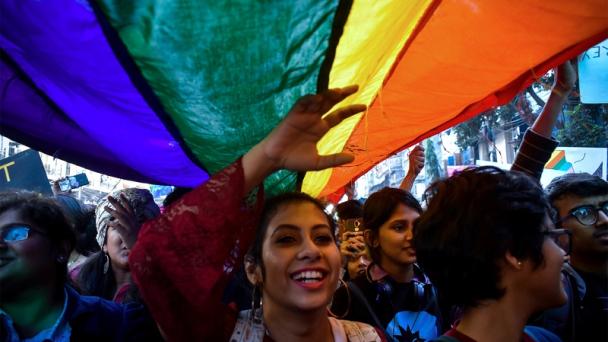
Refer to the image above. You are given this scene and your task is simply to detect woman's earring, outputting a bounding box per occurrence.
[103,253,110,274]
[249,284,263,324]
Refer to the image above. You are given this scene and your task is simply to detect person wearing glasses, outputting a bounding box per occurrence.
[413,166,568,342]
[0,192,162,341]
[542,173,608,341]
[504,58,606,341]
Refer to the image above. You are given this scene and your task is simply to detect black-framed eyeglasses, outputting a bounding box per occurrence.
[544,229,572,256]
[0,224,46,243]
[559,201,608,227]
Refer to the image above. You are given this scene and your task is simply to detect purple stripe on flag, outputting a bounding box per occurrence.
[0,0,208,186]
[0,56,157,183]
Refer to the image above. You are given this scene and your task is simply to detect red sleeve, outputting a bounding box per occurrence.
[129,158,264,341]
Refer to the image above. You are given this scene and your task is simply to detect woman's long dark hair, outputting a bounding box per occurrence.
[77,251,116,299]
[77,250,140,302]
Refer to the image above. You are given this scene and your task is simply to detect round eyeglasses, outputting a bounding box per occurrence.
[543,229,572,256]
[0,224,46,243]
[559,202,608,226]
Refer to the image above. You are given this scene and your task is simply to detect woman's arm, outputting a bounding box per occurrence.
[399,145,425,191]
[511,61,577,180]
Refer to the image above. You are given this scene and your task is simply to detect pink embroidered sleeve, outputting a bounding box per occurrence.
[129,158,264,341]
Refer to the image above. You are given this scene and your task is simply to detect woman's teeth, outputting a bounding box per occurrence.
[292,270,323,281]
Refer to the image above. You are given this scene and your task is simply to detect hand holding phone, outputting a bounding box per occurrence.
[340,231,366,260]
[56,173,89,192]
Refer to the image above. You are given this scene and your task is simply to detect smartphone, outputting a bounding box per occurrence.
[58,173,89,191]
[342,218,362,233]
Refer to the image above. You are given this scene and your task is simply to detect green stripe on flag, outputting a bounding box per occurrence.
[98,1,340,194]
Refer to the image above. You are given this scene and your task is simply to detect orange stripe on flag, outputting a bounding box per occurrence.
[318,0,608,197]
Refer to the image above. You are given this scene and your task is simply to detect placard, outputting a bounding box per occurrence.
[0,149,53,195]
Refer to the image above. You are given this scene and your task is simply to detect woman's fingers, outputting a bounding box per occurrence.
[108,195,135,216]
[107,196,126,214]
[293,94,323,113]
[320,85,359,112]
[119,193,135,216]
[314,153,354,170]
[104,195,139,236]
[292,85,360,115]
[104,207,130,229]
[324,104,367,128]
[107,195,137,223]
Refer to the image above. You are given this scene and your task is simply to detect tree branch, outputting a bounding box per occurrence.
[526,86,545,108]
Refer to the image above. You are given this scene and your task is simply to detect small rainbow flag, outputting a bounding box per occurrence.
[545,150,573,171]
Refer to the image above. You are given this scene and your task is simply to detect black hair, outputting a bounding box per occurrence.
[336,199,363,220]
[246,192,336,279]
[0,191,76,284]
[546,173,608,204]
[413,166,550,309]
[77,250,116,299]
[363,187,423,231]
[54,194,99,256]
[362,187,422,263]
[77,248,141,303]
[163,187,193,207]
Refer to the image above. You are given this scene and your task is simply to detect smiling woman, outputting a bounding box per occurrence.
[245,193,340,306]
[128,87,386,341]
[242,194,352,340]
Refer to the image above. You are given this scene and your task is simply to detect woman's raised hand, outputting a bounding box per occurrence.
[243,86,366,193]
[104,194,140,249]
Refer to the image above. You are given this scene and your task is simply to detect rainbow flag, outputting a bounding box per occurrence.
[1,0,607,197]
[545,150,574,172]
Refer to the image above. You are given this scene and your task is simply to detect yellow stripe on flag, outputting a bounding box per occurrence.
[302,0,435,197]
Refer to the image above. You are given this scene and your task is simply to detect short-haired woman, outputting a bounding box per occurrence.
[414,167,568,342]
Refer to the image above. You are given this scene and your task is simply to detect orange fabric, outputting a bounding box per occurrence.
[319,0,608,197]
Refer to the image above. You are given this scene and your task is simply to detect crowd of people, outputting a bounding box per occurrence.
[0,62,606,342]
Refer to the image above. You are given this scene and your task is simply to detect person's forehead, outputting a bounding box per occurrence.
[390,203,420,218]
[267,202,329,229]
[554,194,608,212]
[0,208,45,233]
[0,208,27,227]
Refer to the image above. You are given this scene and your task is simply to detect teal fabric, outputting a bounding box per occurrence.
[98,1,340,193]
